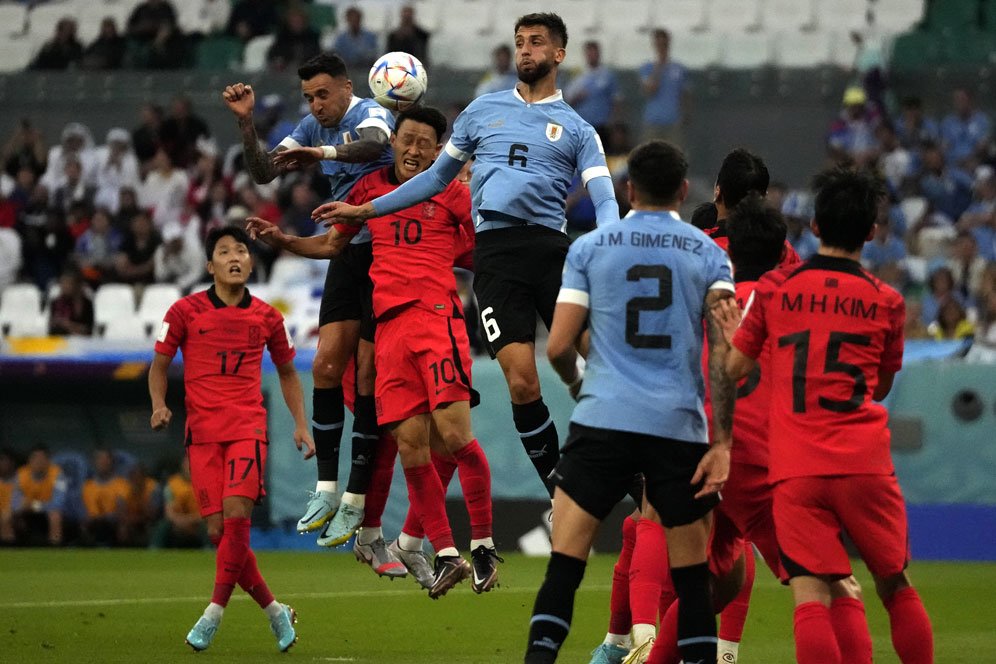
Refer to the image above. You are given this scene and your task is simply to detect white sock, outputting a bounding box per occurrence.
[470,537,494,551]
[204,603,224,621]
[263,601,284,619]
[437,546,459,558]
[603,632,631,648]
[341,491,365,508]
[356,526,381,545]
[718,638,740,662]
[631,623,656,647]
[398,532,423,551]
[316,481,337,494]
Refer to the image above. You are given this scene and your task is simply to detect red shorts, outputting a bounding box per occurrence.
[374,308,473,425]
[718,461,787,581]
[187,439,268,517]
[773,474,910,579]
[708,507,745,580]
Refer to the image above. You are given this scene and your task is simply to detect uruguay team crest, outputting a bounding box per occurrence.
[546,123,563,142]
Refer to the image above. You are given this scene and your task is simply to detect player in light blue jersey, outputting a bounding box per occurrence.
[523,141,739,664]
[223,53,396,549]
[314,13,620,499]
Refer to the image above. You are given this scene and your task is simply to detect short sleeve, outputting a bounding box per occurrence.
[638,62,653,82]
[154,301,187,357]
[705,243,735,293]
[445,103,480,161]
[557,236,591,308]
[881,293,905,373]
[265,307,295,366]
[280,115,314,149]
[732,279,770,360]
[576,124,610,186]
[354,103,393,138]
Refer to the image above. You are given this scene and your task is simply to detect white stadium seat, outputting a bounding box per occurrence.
[242,34,274,73]
[27,0,79,42]
[137,284,182,329]
[102,316,150,341]
[0,283,44,336]
[5,312,49,337]
[814,0,870,33]
[871,0,925,33]
[593,0,656,35]
[720,32,772,69]
[774,30,833,68]
[0,35,36,72]
[93,284,137,333]
[670,31,722,70]
[759,0,817,32]
[705,0,762,33]
[655,0,708,31]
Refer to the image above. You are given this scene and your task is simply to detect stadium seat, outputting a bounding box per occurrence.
[719,32,771,69]
[773,29,833,68]
[102,316,150,341]
[429,0,497,70]
[93,284,137,334]
[705,0,762,33]
[0,283,43,335]
[593,0,656,35]
[669,31,722,70]
[759,0,817,32]
[248,282,272,303]
[77,0,134,44]
[0,34,36,73]
[137,284,182,329]
[0,3,27,37]
[871,0,926,33]
[242,34,274,73]
[268,255,315,288]
[26,1,79,43]
[814,0,869,33]
[655,0,708,31]
[195,36,243,71]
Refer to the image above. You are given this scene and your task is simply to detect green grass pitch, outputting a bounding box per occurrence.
[1,549,993,663]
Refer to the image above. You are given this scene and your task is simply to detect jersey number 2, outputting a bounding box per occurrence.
[625,265,673,349]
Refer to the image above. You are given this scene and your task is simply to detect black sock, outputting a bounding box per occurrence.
[524,552,586,663]
[345,394,378,494]
[670,562,717,664]
[511,398,559,497]
[312,386,344,483]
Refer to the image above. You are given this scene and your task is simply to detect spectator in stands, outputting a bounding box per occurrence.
[227,0,279,43]
[861,202,907,289]
[849,30,887,114]
[940,88,992,171]
[114,186,141,233]
[23,208,73,290]
[895,96,939,150]
[154,220,204,293]
[929,297,975,340]
[185,0,231,38]
[781,190,819,261]
[766,181,788,214]
[3,118,47,178]
[0,449,16,545]
[114,210,161,285]
[120,463,159,547]
[827,86,880,167]
[332,6,380,72]
[75,208,121,286]
[81,448,126,546]
[947,230,987,300]
[158,96,210,169]
[474,45,518,98]
[82,17,126,70]
[0,173,20,229]
[565,41,619,141]
[48,268,94,336]
[151,456,205,548]
[280,181,319,237]
[196,180,232,238]
[639,29,688,145]
[187,137,224,209]
[918,141,974,222]
[877,121,914,194]
[146,19,192,71]
[958,165,996,262]
[139,148,189,229]
[41,123,96,194]
[51,157,96,216]
[94,129,141,215]
[903,300,931,340]
[126,0,179,43]
[132,103,164,169]
[255,94,296,151]
[267,7,320,73]
[30,17,84,71]
[603,122,632,178]
[976,288,996,352]
[9,444,67,546]
[386,5,430,66]
[921,264,963,327]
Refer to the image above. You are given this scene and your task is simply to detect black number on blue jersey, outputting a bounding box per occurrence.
[777,330,871,413]
[625,264,673,349]
[390,219,422,245]
[507,143,529,168]
[217,350,246,375]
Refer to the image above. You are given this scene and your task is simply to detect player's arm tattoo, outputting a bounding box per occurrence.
[332,127,390,163]
[706,290,736,443]
[238,115,284,183]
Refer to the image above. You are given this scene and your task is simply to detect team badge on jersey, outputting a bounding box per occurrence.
[546,123,564,142]
[421,202,437,219]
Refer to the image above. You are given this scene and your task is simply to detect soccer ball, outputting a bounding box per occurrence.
[368,52,428,111]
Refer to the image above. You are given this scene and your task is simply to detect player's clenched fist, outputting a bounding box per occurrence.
[222,82,255,118]
[151,406,172,430]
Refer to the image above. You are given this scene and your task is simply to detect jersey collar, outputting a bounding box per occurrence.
[330,96,363,128]
[207,285,252,309]
[512,87,564,105]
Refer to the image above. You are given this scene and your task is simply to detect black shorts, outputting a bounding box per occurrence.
[472,224,570,357]
[552,423,719,527]
[319,241,375,341]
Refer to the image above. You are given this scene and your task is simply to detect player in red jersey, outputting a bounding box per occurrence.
[148,227,315,653]
[248,106,498,599]
[725,168,933,664]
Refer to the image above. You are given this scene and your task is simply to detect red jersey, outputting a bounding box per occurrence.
[154,286,295,444]
[704,219,801,267]
[732,255,905,482]
[338,166,474,319]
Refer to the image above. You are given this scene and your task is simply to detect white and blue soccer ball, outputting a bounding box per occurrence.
[368,51,428,111]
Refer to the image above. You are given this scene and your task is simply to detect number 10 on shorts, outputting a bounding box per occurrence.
[481,307,501,343]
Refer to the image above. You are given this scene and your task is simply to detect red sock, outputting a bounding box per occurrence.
[646,598,681,664]
[361,433,397,529]
[237,549,275,609]
[402,463,455,552]
[719,544,756,642]
[608,516,638,635]
[453,440,492,540]
[794,601,841,664]
[402,452,457,538]
[211,517,251,607]
[630,518,669,626]
[884,587,933,664]
[830,596,872,664]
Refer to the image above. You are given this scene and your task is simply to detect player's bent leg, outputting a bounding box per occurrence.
[874,571,934,664]
[589,513,639,664]
[826,576,872,664]
[663,514,717,664]
[717,545,754,664]
[629,507,669,651]
[790,576,841,664]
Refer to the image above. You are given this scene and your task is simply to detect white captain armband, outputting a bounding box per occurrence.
[557,288,590,307]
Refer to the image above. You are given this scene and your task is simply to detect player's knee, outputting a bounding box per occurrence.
[832,574,864,600]
[506,373,541,403]
[312,354,345,386]
[873,570,911,602]
[206,522,223,542]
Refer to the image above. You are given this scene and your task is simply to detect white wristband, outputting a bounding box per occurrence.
[320,145,338,160]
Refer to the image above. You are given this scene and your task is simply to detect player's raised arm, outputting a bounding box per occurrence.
[273,126,390,170]
[578,126,620,226]
[223,82,287,184]
[276,360,315,460]
[148,352,173,430]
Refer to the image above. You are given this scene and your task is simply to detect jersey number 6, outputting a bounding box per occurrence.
[481,306,501,343]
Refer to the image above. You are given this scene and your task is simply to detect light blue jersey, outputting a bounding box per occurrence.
[281,96,394,242]
[559,210,734,442]
[445,88,612,233]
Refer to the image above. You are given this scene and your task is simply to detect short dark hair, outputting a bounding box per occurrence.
[628,140,687,206]
[690,202,718,230]
[396,106,448,143]
[727,193,787,272]
[205,226,251,260]
[29,443,49,456]
[716,148,769,208]
[298,52,348,81]
[812,167,885,252]
[514,13,568,48]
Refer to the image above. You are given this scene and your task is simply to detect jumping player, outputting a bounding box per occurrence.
[148,227,315,652]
